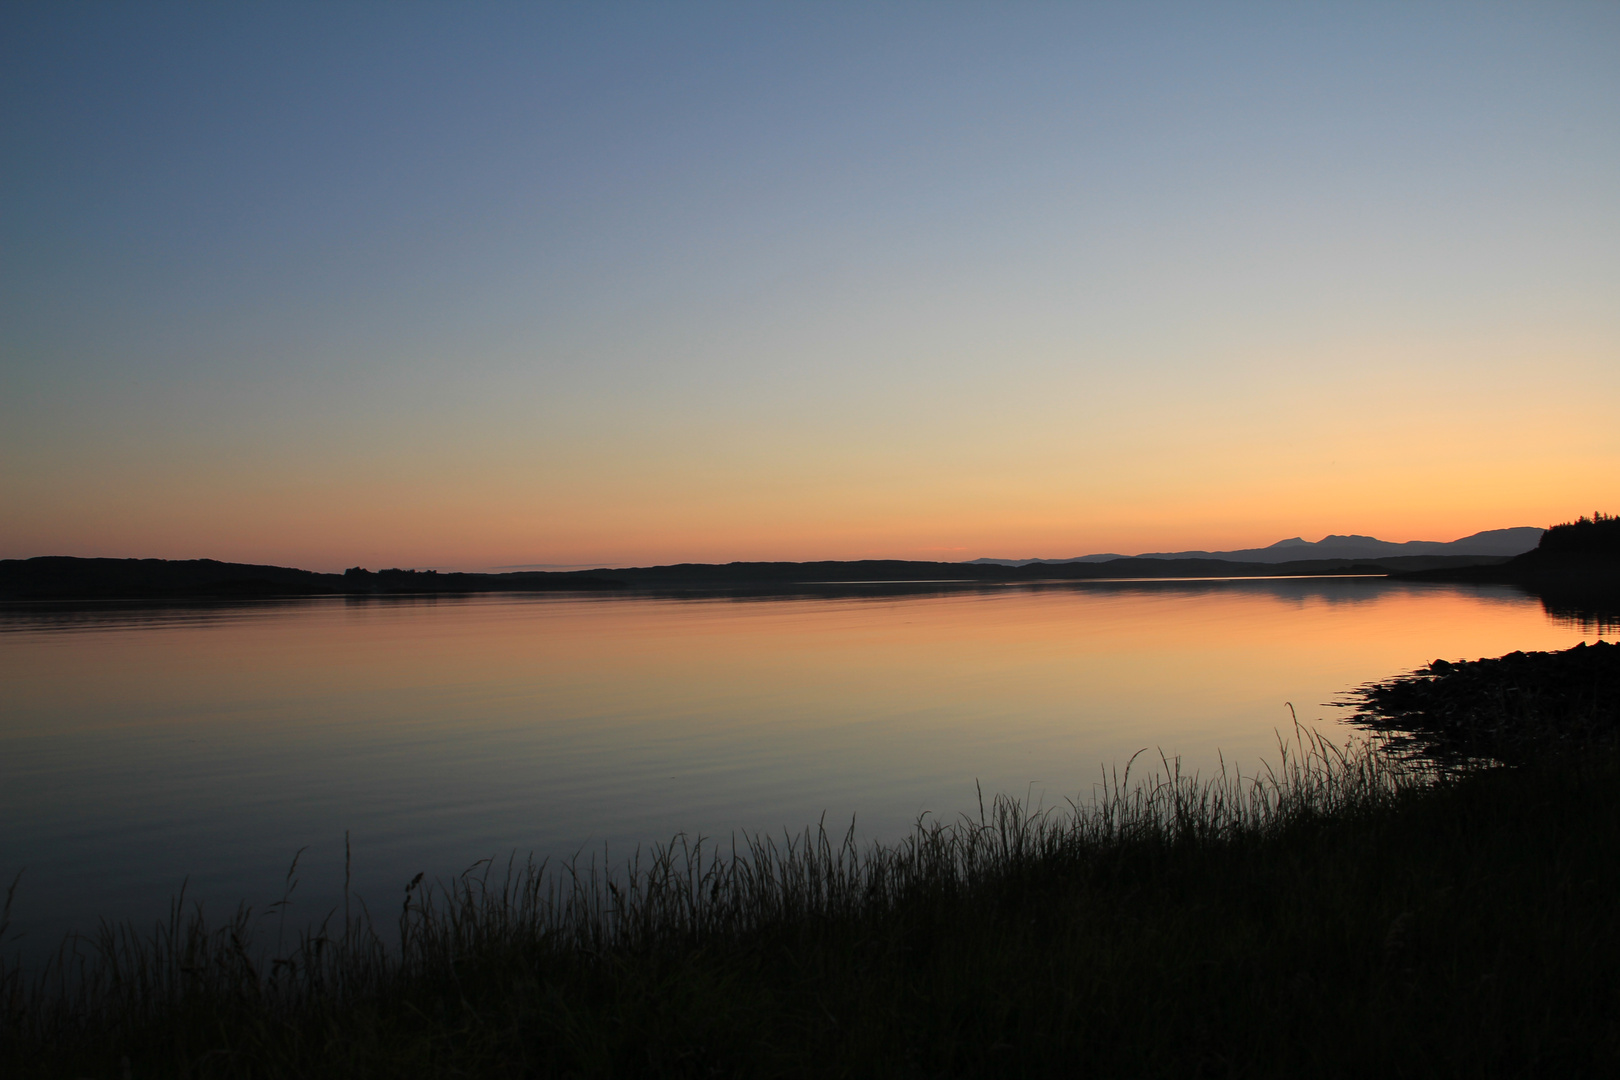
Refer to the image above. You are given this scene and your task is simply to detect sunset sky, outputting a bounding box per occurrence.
[3,2,1616,571]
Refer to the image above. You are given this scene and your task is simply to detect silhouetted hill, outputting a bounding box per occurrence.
[0,558,338,600]
[0,558,625,601]
[971,527,1543,566]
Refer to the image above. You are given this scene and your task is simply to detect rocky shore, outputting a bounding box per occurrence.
[1351,639,1620,765]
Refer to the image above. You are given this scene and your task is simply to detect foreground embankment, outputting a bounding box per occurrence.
[4,648,1618,1077]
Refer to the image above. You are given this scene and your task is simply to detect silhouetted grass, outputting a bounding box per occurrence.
[5,723,1618,1077]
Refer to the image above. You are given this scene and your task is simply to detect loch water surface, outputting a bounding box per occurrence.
[0,579,1598,954]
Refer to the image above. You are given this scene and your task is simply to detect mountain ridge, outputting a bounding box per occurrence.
[968,527,1544,567]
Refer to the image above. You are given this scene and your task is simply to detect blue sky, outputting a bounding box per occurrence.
[4,2,1617,568]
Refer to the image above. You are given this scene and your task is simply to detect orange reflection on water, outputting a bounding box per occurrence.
[2,579,1593,779]
[0,579,1598,950]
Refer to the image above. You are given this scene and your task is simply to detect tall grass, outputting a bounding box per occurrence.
[1,725,1419,1073]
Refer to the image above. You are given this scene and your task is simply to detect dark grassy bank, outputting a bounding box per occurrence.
[5,695,1619,1078]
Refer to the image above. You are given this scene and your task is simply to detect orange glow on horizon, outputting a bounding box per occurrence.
[4,333,1612,572]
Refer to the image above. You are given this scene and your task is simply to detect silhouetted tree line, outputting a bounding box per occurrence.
[1538,512,1620,555]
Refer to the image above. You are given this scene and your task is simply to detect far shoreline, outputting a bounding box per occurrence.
[0,552,1511,603]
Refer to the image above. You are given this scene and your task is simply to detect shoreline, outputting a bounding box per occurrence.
[2,552,1514,602]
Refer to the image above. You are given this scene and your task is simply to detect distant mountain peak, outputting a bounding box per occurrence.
[970,527,1544,567]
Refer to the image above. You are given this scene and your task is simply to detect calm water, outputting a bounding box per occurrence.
[0,579,1598,954]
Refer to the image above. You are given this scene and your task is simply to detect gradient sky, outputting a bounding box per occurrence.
[3,2,1617,571]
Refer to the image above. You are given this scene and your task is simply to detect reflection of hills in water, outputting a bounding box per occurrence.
[553,577,1426,606]
[1538,589,1620,636]
[0,577,1542,634]
[1035,577,1521,607]
[0,593,472,635]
